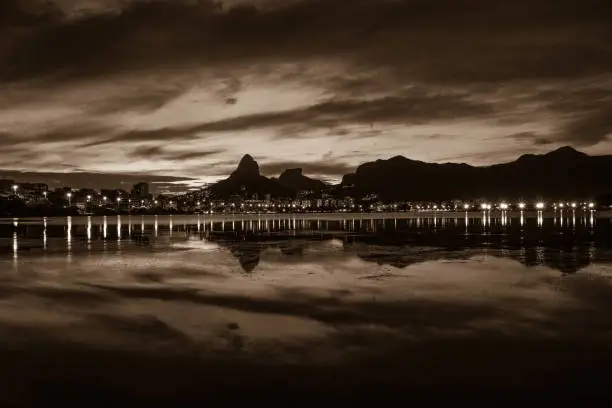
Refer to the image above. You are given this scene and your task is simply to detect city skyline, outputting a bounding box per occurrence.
[1,0,611,187]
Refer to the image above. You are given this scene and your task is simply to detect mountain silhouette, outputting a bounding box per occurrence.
[338,146,612,201]
[209,155,295,199]
[277,168,326,193]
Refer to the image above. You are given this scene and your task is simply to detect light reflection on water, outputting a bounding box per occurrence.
[0,214,610,357]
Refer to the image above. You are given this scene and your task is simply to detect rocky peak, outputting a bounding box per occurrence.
[280,168,303,179]
[547,146,586,158]
[233,154,260,177]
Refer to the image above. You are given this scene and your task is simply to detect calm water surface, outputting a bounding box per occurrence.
[1,213,612,397]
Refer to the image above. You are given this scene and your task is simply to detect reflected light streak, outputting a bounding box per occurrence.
[117,216,122,243]
[155,216,159,237]
[66,216,72,252]
[537,211,543,227]
[43,217,47,250]
[12,222,18,260]
[87,217,92,243]
[103,216,108,239]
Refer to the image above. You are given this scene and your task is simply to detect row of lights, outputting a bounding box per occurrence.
[11,186,598,212]
[472,202,595,210]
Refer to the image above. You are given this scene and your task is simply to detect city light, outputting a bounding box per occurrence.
[536,202,545,210]
[12,185,18,193]
[518,203,526,210]
[499,203,509,210]
[559,203,564,208]
[463,204,470,210]
[480,203,488,210]
[103,196,107,201]
[117,197,122,202]
[87,195,92,201]
[571,202,577,208]
[589,202,595,209]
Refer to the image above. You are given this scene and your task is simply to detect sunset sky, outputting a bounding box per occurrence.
[1,0,611,189]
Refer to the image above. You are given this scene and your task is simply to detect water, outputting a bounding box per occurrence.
[1,213,612,398]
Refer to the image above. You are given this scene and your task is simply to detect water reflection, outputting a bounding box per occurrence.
[1,215,609,276]
[67,217,72,260]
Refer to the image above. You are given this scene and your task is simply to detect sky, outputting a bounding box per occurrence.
[1,0,611,189]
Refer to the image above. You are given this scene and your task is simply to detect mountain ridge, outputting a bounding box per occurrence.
[209,147,612,200]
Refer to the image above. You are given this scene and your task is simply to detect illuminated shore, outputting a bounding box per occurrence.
[1,210,607,225]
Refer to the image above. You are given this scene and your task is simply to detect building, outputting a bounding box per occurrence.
[19,183,48,201]
[131,182,150,199]
[0,179,16,197]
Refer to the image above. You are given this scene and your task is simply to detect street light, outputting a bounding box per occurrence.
[66,192,72,207]
[87,195,92,202]
[12,185,18,195]
[463,204,470,210]
[518,203,526,210]
[499,203,509,210]
[588,202,595,209]
[535,202,545,210]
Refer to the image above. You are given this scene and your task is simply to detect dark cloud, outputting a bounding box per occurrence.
[528,86,612,146]
[0,169,194,191]
[2,0,611,84]
[86,87,186,114]
[81,127,206,148]
[510,132,554,146]
[130,145,224,161]
[132,93,492,136]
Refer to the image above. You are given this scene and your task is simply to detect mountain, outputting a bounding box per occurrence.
[209,155,295,199]
[338,146,612,201]
[278,168,327,192]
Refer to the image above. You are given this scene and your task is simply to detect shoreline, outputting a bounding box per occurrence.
[1,210,609,224]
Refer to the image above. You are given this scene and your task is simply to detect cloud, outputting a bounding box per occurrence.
[118,92,493,136]
[130,145,224,161]
[0,169,194,191]
[2,0,611,84]
[1,0,612,184]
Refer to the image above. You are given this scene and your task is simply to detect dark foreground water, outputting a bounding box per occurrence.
[1,213,612,403]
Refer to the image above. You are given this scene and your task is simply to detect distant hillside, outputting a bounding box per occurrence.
[337,146,612,201]
[277,168,327,192]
